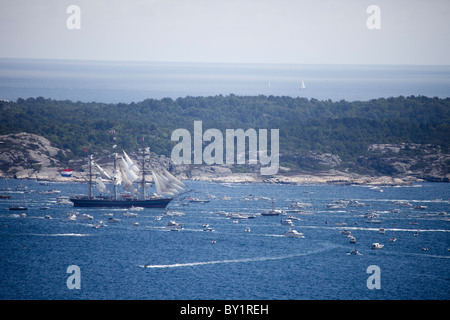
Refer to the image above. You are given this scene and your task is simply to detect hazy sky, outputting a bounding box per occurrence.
[1,0,449,65]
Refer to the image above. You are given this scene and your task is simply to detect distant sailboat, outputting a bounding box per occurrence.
[299,80,305,90]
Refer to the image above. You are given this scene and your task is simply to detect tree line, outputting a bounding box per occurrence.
[1,95,449,170]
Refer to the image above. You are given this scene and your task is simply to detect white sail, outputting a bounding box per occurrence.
[152,171,178,196]
[92,151,184,198]
[120,157,139,182]
[123,151,140,174]
[152,171,163,195]
[94,163,112,181]
[158,172,179,194]
[120,166,137,193]
[162,168,187,189]
[159,173,180,193]
[300,80,305,89]
[96,177,109,193]
[112,168,122,186]
[153,171,172,195]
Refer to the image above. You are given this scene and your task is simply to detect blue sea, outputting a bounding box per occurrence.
[0,58,450,103]
[0,179,449,300]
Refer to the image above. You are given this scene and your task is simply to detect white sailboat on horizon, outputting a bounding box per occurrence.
[299,80,306,90]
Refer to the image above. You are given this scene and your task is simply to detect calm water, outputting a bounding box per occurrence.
[0,179,449,300]
[1,58,450,103]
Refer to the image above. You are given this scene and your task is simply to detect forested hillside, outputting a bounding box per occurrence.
[1,95,449,174]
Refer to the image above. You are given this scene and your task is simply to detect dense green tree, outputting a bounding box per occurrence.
[0,95,448,171]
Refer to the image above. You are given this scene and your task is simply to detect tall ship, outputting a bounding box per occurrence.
[69,148,186,208]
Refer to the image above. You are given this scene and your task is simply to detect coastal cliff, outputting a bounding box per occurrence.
[1,132,448,185]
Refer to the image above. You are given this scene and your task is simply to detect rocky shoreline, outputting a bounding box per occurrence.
[0,132,448,186]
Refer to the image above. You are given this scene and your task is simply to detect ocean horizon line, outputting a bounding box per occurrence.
[2,57,450,68]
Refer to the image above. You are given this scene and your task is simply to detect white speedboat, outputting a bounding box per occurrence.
[78,213,93,220]
[348,200,365,207]
[129,206,144,211]
[202,223,213,231]
[281,219,294,226]
[122,211,138,217]
[325,203,346,210]
[261,208,282,216]
[284,228,304,238]
[341,229,352,236]
[371,242,384,249]
[165,210,185,216]
[245,227,251,232]
[39,189,61,195]
[189,197,210,203]
[350,236,356,243]
[228,213,249,220]
[393,201,412,207]
[167,220,183,231]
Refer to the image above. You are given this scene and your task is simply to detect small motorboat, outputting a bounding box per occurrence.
[261,208,282,216]
[284,228,305,238]
[78,213,93,220]
[371,242,384,249]
[203,224,214,232]
[281,219,294,226]
[350,236,356,244]
[167,220,183,231]
[189,197,210,203]
[9,206,27,211]
[122,211,138,217]
[349,249,362,255]
[379,228,385,234]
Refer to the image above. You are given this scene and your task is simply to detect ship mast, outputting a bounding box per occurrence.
[141,147,147,200]
[113,153,118,201]
[88,154,93,199]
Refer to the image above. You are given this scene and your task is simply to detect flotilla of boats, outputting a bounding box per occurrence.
[1,179,445,254]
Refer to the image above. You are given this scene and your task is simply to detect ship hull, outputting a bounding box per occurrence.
[69,197,173,208]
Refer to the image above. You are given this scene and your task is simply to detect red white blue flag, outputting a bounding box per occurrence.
[61,169,73,177]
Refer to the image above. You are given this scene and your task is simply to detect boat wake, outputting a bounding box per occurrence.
[139,242,338,269]
[303,225,450,233]
[6,233,92,237]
